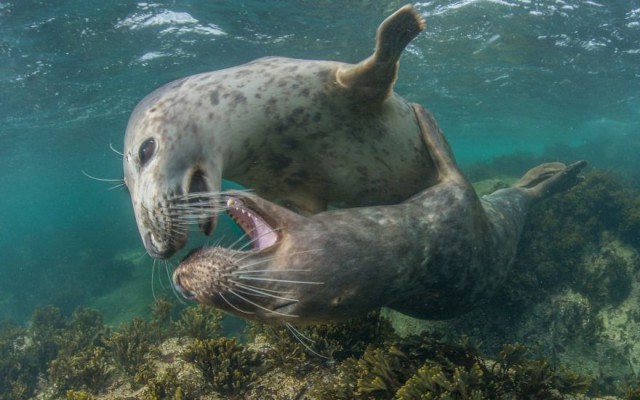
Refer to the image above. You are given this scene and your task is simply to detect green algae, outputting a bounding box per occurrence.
[0,298,613,400]
[173,303,224,340]
[182,337,262,395]
[49,345,111,393]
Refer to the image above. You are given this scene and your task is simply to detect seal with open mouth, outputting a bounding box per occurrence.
[123,5,440,259]
[172,104,587,325]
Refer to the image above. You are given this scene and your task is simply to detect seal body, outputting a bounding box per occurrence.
[172,105,587,325]
[124,5,438,258]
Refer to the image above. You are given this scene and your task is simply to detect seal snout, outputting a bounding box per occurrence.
[144,232,174,259]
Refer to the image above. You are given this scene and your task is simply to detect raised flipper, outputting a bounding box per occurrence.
[411,104,465,185]
[516,161,588,201]
[336,5,425,101]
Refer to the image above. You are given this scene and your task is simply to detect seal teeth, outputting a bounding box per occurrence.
[225,197,278,251]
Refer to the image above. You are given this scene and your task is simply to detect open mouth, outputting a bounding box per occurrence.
[226,196,279,251]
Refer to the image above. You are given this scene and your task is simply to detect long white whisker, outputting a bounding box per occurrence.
[109,142,124,157]
[165,261,187,305]
[108,183,127,191]
[230,281,296,295]
[170,202,224,209]
[225,229,253,250]
[219,292,255,315]
[81,170,124,183]
[151,259,158,302]
[235,275,323,285]
[233,269,311,274]
[232,253,276,267]
[231,281,298,302]
[285,323,329,360]
[236,248,323,270]
[228,289,298,318]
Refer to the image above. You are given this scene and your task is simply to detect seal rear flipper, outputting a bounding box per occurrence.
[516,160,588,201]
[336,5,425,101]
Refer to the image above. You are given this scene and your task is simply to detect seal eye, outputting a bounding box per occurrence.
[138,138,156,167]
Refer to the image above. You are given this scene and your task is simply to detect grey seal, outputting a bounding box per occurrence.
[123,5,440,258]
[172,104,587,325]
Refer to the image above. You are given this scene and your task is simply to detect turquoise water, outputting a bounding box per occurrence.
[0,0,639,326]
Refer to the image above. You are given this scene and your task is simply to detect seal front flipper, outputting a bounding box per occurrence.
[336,5,425,101]
[411,104,464,185]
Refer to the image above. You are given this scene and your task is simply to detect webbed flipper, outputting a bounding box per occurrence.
[515,160,588,201]
[336,5,425,101]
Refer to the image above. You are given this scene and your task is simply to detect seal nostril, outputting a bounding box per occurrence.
[173,274,196,300]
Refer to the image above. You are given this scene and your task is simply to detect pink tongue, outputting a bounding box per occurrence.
[249,212,278,249]
[227,198,278,250]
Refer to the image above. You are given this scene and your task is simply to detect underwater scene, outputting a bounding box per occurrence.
[1,0,640,398]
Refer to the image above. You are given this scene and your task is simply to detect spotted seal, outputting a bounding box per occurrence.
[172,104,587,325]
[124,5,440,259]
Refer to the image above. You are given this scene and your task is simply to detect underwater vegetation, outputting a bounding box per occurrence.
[182,337,262,395]
[0,297,603,400]
[0,306,110,399]
[250,310,394,370]
[1,168,640,398]
[495,170,640,310]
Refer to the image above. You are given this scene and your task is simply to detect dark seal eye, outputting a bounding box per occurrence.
[138,138,156,167]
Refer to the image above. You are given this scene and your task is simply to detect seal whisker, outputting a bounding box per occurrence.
[169,204,225,213]
[245,226,283,248]
[109,142,124,157]
[234,275,324,285]
[234,249,322,270]
[108,182,127,191]
[226,225,284,254]
[218,292,256,315]
[170,201,226,209]
[81,170,125,185]
[169,205,224,212]
[169,216,217,225]
[233,269,311,274]
[229,281,296,295]
[225,230,255,251]
[227,289,299,318]
[155,259,170,290]
[230,281,299,302]
[169,208,224,216]
[229,253,276,267]
[285,323,330,360]
[151,259,158,302]
[164,260,187,305]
